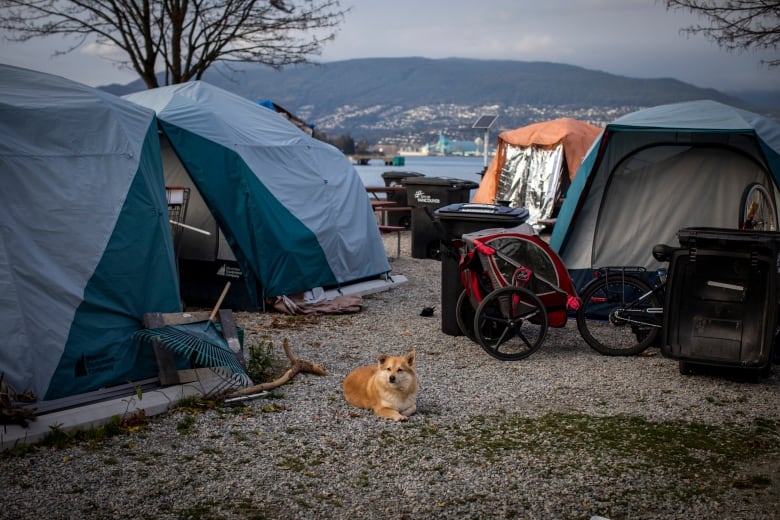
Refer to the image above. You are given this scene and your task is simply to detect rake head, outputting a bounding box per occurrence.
[133,321,252,390]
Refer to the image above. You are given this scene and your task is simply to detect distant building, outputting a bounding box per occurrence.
[429,132,480,156]
[398,144,429,156]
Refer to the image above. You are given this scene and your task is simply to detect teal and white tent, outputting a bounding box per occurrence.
[0,65,182,401]
[125,82,391,304]
[549,99,780,288]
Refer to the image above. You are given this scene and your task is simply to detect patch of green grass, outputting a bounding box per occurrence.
[269,314,321,330]
[175,501,218,519]
[706,394,750,406]
[39,424,72,449]
[347,411,777,515]
[443,412,780,506]
[246,340,276,382]
[4,442,35,457]
[259,403,287,413]
[230,431,250,442]
[174,395,204,411]
[277,455,307,472]
[451,413,776,460]
[231,498,274,520]
[4,412,150,455]
[733,474,772,489]
[176,414,196,434]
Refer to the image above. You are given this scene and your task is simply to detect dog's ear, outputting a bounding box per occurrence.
[377,354,388,365]
[405,350,416,366]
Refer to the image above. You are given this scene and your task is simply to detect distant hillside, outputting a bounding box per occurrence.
[104,57,767,144]
[727,89,780,113]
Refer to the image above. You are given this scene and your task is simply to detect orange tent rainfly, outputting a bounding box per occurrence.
[473,118,601,228]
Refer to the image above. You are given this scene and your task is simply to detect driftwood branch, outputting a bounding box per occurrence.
[227,339,327,397]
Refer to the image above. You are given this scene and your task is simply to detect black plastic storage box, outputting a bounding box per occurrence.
[663,227,780,377]
[434,203,531,336]
[403,177,479,259]
[380,171,425,228]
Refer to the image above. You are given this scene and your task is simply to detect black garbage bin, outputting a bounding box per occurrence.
[662,227,780,378]
[403,176,479,259]
[380,171,425,228]
[434,203,531,336]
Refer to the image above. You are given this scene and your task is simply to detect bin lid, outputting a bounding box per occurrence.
[381,171,425,180]
[434,203,530,222]
[402,176,479,189]
[678,227,780,253]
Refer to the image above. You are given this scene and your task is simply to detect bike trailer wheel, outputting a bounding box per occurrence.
[473,286,548,361]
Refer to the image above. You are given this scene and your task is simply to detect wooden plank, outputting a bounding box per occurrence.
[370,199,397,208]
[365,186,405,194]
[143,311,214,327]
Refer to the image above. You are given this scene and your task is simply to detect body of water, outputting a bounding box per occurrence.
[352,155,488,188]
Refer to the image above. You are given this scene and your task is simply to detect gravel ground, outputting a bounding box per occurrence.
[2,231,780,520]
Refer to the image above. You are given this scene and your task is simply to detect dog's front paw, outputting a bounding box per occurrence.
[376,407,407,421]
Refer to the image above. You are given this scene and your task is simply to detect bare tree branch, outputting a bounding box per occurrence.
[0,0,349,88]
[663,0,780,67]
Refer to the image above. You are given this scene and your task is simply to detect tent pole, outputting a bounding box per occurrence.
[483,128,489,168]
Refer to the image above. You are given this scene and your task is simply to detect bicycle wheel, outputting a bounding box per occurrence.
[576,275,661,356]
[455,290,476,342]
[740,182,777,231]
[473,286,548,361]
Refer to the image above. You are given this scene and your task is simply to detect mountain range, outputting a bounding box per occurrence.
[102,57,778,146]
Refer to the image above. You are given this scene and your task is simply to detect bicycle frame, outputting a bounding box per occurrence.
[591,267,666,330]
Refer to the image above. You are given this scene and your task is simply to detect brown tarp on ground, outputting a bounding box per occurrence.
[472,118,601,212]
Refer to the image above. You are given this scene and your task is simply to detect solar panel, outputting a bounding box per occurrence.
[472,115,498,129]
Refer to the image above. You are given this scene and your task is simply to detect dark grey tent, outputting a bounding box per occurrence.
[550,100,780,288]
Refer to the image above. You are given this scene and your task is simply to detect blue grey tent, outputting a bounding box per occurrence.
[124,82,391,304]
[0,65,182,401]
[549,100,780,288]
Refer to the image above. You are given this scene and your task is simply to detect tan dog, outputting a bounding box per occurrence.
[342,351,417,421]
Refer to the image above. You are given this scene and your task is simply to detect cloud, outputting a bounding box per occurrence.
[461,34,559,60]
[80,40,124,59]
[0,0,776,91]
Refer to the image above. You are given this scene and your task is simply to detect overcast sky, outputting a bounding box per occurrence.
[0,0,777,92]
